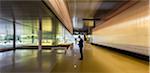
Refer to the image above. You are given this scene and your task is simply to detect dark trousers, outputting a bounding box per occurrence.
[79,46,83,59]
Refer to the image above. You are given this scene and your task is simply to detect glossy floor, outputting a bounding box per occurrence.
[0,43,149,73]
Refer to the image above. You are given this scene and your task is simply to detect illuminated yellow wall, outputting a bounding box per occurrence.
[42,17,52,32]
[92,1,149,55]
[84,21,94,27]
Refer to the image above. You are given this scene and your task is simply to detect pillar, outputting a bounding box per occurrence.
[38,16,42,50]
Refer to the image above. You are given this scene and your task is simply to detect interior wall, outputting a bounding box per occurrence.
[92,0,149,56]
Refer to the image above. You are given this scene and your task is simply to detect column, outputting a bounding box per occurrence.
[13,18,16,50]
[38,16,42,50]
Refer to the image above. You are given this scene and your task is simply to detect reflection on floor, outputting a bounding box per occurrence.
[0,43,149,73]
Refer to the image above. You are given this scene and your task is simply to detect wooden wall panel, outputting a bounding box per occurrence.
[92,0,149,56]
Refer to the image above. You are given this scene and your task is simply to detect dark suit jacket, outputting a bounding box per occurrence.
[78,38,83,48]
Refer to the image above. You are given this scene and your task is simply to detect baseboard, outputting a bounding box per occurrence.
[0,49,14,52]
[91,43,149,61]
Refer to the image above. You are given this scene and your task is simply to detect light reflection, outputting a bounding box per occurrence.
[43,50,52,53]
[56,50,65,53]
[74,64,77,68]
[57,54,64,63]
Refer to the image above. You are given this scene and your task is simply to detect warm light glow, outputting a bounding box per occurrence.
[92,1,149,56]
[47,0,73,33]
[84,21,94,27]
[42,17,52,32]
[57,50,65,53]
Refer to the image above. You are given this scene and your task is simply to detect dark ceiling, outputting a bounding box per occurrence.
[65,0,138,34]
[94,0,129,19]
[0,0,54,20]
[0,0,139,34]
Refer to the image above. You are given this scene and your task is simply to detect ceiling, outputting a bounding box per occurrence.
[65,0,138,33]
[0,0,139,34]
[0,0,55,25]
[44,0,73,33]
[0,0,73,33]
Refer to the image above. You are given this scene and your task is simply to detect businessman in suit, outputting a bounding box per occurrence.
[78,36,84,60]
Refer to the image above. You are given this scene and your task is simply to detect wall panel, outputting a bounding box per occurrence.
[92,1,149,56]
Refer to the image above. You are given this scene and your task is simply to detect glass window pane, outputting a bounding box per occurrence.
[0,19,13,49]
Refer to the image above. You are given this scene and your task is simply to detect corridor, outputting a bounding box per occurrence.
[0,0,149,73]
[0,43,148,73]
